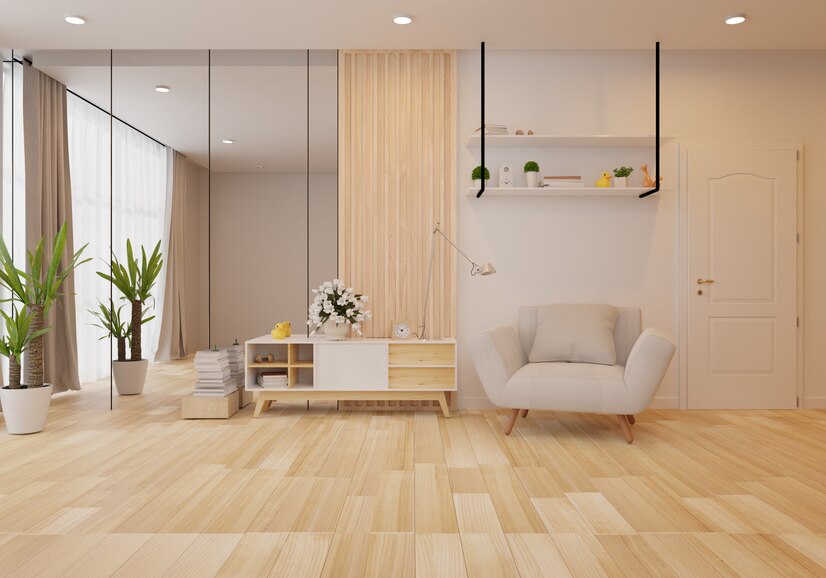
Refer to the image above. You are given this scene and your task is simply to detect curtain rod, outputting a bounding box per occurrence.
[66,88,168,149]
[4,57,168,150]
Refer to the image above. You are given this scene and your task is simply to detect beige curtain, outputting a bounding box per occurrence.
[155,150,187,361]
[23,64,81,392]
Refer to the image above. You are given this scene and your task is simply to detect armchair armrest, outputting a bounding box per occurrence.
[623,328,676,412]
[469,326,528,407]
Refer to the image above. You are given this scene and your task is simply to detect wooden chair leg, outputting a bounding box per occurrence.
[617,415,634,444]
[520,409,529,419]
[626,414,635,425]
[504,409,521,435]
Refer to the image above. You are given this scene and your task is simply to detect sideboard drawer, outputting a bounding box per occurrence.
[314,343,388,390]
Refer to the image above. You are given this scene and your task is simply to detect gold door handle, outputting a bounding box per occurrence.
[697,278,715,285]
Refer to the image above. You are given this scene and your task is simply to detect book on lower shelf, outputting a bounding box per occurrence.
[542,175,584,187]
[257,371,288,389]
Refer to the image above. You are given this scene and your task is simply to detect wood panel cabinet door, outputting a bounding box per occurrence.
[314,343,388,390]
[687,148,798,409]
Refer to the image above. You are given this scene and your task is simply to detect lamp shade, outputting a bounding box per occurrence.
[479,262,496,275]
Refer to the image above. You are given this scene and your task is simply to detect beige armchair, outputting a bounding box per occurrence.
[469,305,675,443]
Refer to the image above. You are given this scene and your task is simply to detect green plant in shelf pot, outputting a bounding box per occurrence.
[0,222,90,434]
[472,165,490,186]
[523,161,540,188]
[97,239,163,395]
[613,166,634,188]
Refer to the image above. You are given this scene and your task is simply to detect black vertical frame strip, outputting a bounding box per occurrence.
[109,49,114,409]
[640,41,661,199]
[10,50,14,258]
[306,50,311,337]
[476,41,486,198]
[207,49,212,349]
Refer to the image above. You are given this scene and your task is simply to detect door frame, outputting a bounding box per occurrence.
[677,141,804,409]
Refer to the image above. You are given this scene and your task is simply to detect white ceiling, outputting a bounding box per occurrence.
[30,50,338,173]
[1,0,826,50]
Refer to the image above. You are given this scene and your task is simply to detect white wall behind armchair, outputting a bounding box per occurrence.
[456,50,679,408]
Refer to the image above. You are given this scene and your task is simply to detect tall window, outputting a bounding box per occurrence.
[68,93,168,383]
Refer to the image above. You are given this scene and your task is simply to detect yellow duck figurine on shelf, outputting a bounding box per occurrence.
[271,321,291,340]
[595,172,612,188]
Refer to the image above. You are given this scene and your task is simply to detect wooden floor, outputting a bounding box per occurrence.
[0,360,825,577]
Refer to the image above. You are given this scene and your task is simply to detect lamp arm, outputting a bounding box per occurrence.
[434,226,478,269]
[421,225,481,341]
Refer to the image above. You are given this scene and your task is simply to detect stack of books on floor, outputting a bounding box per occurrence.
[257,371,288,389]
[193,349,237,397]
[475,123,508,135]
[541,175,584,187]
[218,343,245,392]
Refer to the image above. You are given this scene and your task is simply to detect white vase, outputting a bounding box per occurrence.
[323,321,350,341]
[526,172,538,188]
[614,176,628,188]
[113,359,149,395]
[1,384,53,435]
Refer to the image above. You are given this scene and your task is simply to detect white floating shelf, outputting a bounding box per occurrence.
[466,187,667,198]
[466,134,674,149]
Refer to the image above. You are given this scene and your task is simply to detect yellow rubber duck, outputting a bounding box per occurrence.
[282,321,292,337]
[595,172,612,188]
[271,322,289,340]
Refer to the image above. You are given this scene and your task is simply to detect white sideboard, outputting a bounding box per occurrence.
[245,335,456,417]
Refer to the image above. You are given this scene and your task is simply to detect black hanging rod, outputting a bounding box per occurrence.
[640,41,661,199]
[476,41,486,198]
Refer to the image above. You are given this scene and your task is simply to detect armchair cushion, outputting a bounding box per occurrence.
[506,362,633,414]
[529,304,619,365]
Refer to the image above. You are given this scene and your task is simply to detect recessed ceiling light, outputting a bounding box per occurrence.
[222,139,235,144]
[64,15,86,25]
[154,85,171,93]
[393,15,412,25]
[725,14,746,25]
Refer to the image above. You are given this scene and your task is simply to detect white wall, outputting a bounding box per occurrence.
[209,172,336,346]
[457,49,826,409]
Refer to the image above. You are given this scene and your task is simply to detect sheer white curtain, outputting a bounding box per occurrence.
[1,62,26,384]
[68,94,168,383]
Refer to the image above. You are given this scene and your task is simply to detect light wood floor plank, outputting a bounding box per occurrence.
[0,361,823,576]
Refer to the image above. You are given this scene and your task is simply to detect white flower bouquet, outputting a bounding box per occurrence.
[307,279,372,335]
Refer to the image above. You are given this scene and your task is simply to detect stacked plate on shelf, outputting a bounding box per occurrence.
[257,372,288,389]
[193,349,237,397]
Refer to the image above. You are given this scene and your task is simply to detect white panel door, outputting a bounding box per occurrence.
[314,343,388,390]
[687,149,798,409]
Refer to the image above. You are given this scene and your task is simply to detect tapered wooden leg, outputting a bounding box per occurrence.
[253,397,266,418]
[504,409,521,435]
[520,409,529,418]
[437,392,451,418]
[626,414,635,425]
[617,414,634,444]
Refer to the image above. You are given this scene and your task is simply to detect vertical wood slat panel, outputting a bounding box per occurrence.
[338,50,457,339]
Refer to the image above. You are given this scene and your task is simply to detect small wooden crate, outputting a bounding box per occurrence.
[239,388,254,409]
[182,390,239,419]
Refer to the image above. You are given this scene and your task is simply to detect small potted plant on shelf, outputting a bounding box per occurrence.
[0,222,89,434]
[307,279,371,340]
[472,165,490,188]
[524,161,540,188]
[613,166,634,188]
[97,240,163,395]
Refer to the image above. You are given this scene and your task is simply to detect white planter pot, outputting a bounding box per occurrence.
[1,384,53,435]
[613,176,628,188]
[525,172,538,188]
[113,359,149,395]
[323,321,350,341]
[472,179,490,189]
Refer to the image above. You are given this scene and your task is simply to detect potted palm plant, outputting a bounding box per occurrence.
[0,307,52,434]
[0,222,89,434]
[89,299,155,396]
[97,240,162,395]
